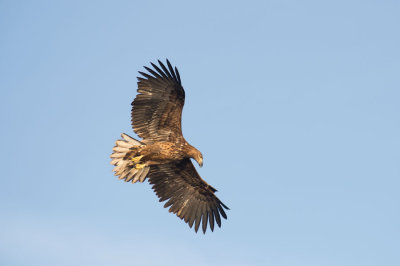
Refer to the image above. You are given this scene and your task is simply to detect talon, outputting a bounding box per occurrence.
[131,155,143,163]
[135,163,146,169]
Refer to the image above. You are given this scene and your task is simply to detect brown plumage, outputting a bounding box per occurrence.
[110,59,228,233]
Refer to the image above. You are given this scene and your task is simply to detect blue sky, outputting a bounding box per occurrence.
[1,0,399,265]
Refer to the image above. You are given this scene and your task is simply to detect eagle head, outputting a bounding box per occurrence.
[195,152,203,168]
[188,147,203,167]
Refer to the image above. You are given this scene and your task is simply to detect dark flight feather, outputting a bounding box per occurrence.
[148,158,228,233]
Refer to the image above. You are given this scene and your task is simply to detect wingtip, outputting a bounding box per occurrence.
[174,66,181,83]
[221,202,230,210]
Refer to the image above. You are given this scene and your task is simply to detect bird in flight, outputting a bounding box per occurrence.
[110,59,228,233]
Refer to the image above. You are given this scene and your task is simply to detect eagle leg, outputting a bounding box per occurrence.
[135,163,146,169]
[131,155,143,163]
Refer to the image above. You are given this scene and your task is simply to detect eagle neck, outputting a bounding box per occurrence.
[183,143,199,159]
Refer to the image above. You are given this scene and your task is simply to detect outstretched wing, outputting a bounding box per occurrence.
[148,159,229,233]
[132,59,185,143]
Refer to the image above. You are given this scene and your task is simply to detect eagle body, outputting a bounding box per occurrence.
[127,141,202,166]
[111,59,228,233]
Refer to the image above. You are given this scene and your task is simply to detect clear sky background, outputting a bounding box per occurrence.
[1,1,399,265]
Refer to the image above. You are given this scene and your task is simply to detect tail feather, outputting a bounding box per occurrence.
[125,169,138,182]
[136,167,150,183]
[115,140,131,148]
[110,133,150,184]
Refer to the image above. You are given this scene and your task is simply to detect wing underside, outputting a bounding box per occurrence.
[131,60,185,143]
[148,159,229,233]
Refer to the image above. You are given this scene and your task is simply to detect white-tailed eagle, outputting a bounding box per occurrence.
[111,59,228,233]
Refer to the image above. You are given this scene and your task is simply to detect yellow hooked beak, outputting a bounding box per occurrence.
[197,157,203,167]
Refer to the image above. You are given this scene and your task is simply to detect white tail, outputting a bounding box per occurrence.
[110,133,150,183]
